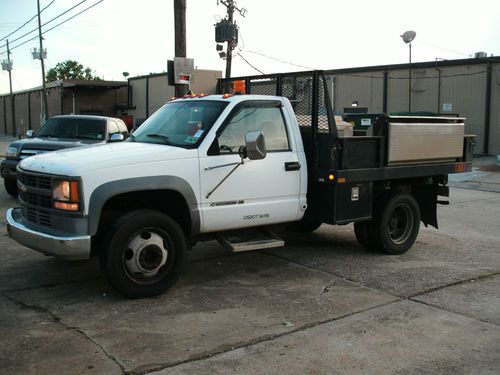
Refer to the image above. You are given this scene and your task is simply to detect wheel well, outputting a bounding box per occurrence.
[96,189,192,238]
[373,179,439,229]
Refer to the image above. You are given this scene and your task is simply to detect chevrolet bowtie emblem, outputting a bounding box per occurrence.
[18,181,28,193]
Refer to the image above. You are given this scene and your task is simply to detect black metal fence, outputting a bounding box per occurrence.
[218,71,340,174]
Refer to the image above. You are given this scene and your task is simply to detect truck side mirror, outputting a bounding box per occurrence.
[110,133,124,142]
[26,129,34,138]
[241,130,266,160]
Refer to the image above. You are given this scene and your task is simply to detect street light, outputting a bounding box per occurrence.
[401,30,416,112]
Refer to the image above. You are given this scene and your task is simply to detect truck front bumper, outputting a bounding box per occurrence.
[1,159,18,179]
[6,208,91,260]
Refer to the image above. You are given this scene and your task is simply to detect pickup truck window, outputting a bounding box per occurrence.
[36,117,107,140]
[218,105,289,154]
[130,100,228,148]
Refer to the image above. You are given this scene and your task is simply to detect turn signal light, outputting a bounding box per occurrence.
[54,202,79,211]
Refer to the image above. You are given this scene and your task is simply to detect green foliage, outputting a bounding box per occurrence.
[46,60,101,82]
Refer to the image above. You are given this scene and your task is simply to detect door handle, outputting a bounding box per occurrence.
[285,161,301,171]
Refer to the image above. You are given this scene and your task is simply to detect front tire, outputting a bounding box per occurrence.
[371,193,420,255]
[4,178,18,197]
[100,210,187,298]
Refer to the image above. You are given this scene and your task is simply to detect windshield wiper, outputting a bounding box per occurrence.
[147,134,171,144]
[75,135,100,140]
[37,134,59,138]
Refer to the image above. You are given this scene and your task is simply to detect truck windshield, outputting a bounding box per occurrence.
[130,100,228,147]
[36,117,107,140]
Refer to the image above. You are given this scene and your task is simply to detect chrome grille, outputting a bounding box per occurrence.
[25,207,52,227]
[20,191,52,208]
[18,170,53,228]
[18,172,51,190]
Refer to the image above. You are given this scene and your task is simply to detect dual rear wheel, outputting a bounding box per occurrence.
[354,193,420,255]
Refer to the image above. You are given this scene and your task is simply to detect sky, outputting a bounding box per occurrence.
[1,0,499,94]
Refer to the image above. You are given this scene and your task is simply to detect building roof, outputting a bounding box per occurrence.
[1,79,127,97]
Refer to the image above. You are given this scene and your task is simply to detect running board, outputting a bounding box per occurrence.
[215,227,285,252]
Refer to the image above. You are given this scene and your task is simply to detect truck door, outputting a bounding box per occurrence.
[199,100,302,232]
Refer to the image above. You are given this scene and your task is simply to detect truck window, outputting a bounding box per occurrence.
[131,101,228,148]
[36,117,106,140]
[218,105,289,154]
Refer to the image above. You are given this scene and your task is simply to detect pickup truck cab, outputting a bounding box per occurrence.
[6,71,474,298]
[1,115,129,197]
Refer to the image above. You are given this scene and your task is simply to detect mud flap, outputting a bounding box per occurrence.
[414,184,439,229]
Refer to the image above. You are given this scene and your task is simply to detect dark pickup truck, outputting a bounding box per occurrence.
[1,114,129,197]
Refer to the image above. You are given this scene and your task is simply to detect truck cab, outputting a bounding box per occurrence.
[7,95,308,297]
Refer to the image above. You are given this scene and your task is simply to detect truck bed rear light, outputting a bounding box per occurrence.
[455,162,466,172]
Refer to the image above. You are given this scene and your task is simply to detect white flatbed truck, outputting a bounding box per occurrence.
[6,71,474,298]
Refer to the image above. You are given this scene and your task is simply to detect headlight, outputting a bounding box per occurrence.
[52,179,80,211]
[6,146,19,158]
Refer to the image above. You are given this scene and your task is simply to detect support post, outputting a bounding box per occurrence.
[37,0,49,122]
[174,0,187,98]
[6,40,15,135]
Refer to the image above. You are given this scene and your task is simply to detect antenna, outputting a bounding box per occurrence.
[401,30,416,44]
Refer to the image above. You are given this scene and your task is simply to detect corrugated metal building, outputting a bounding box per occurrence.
[127,69,222,125]
[0,80,128,136]
[325,57,499,155]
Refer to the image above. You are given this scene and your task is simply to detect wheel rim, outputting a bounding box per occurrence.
[387,203,414,245]
[122,228,172,284]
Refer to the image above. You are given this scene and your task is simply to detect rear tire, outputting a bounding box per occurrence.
[100,209,187,298]
[371,193,420,255]
[4,179,18,197]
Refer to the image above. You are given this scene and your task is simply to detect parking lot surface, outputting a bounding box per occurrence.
[0,160,499,374]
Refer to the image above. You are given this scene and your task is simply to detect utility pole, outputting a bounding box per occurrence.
[224,1,234,81]
[37,0,48,122]
[408,42,412,112]
[174,0,187,98]
[5,40,15,135]
[217,0,246,91]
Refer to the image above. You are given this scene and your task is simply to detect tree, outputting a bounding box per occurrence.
[46,60,101,82]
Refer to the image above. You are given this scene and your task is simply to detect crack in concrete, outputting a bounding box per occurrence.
[3,292,126,374]
[410,298,500,328]
[0,276,104,294]
[407,271,500,299]
[130,299,400,375]
[133,271,500,374]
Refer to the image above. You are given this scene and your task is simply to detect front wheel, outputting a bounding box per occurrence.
[371,193,420,255]
[100,210,187,298]
[4,178,18,197]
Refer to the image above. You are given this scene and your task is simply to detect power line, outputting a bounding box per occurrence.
[0,0,103,56]
[0,0,55,42]
[344,69,499,80]
[0,0,90,51]
[245,50,316,70]
[236,52,265,74]
[417,41,470,57]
